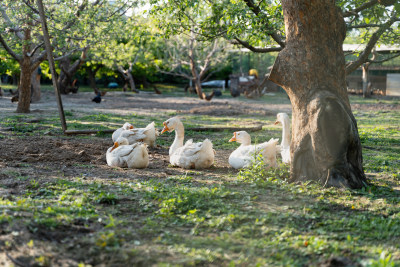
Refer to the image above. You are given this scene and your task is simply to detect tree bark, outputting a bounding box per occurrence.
[117,66,139,93]
[362,63,371,98]
[16,28,33,113]
[30,66,41,102]
[86,65,102,93]
[58,50,86,94]
[269,0,367,188]
[17,59,33,113]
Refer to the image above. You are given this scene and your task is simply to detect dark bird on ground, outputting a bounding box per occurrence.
[92,93,102,103]
[213,89,222,97]
[230,89,240,97]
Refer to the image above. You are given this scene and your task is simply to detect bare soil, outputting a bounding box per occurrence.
[0,90,398,266]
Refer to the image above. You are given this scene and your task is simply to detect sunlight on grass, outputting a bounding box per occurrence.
[0,92,399,266]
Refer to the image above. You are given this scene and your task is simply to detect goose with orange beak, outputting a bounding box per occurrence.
[106,137,149,169]
[228,131,279,169]
[161,117,214,169]
[112,122,134,142]
[115,122,159,147]
[275,113,291,164]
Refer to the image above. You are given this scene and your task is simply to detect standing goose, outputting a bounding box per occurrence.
[161,117,214,169]
[106,137,149,169]
[275,113,291,164]
[228,131,279,169]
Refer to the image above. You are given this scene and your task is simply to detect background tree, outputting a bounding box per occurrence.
[0,0,134,113]
[158,32,229,100]
[93,15,160,93]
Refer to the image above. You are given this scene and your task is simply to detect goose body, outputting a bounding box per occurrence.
[116,122,158,147]
[112,122,134,142]
[228,131,279,169]
[161,117,214,169]
[275,113,291,164]
[106,137,149,169]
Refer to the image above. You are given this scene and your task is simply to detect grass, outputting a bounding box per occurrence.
[0,90,399,266]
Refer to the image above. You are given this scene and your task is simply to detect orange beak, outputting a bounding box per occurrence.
[229,132,237,142]
[274,120,280,125]
[161,122,170,134]
[129,125,134,129]
[110,142,119,152]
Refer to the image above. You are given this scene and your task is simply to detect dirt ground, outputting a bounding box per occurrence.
[0,90,399,266]
[0,89,398,184]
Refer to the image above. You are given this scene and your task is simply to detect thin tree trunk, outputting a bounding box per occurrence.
[269,0,367,188]
[16,27,33,113]
[193,78,204,99]
[87,65,101,93]
[30,66,41,102]
[362,64,370,98]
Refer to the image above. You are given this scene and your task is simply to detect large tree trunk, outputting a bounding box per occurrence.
[269,0,367,188]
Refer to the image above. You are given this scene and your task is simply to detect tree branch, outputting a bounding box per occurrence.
[233,38,282,53]
[31,50,48,67]
[0,5,25,39]
[53,47,87,61]
[22,0,40,15]
[0,33,22,62]
[345,13,399,75]
[241,0,285,47]
[343,0,379,17]
[367,52,400,64]
[347,23,381,29]
[27,42,44,57]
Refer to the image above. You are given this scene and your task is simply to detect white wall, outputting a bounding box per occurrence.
[387,74,400,96]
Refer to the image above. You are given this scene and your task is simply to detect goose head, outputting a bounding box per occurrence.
[274,113,289,125]
[161,117,182,134]
[111,137,129,151]
[122,122,134,130]
[229,131,251,145]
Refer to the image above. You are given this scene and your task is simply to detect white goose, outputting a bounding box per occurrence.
[275,113,291,164]
[117,122,158,147]
[112,122,133,142]
[228,131,279,169]
[161,117,214,169]
[106,137,149,169]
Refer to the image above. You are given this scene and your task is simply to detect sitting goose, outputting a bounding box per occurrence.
[112,122,134,142]
[228,131,279,169]
[117,122,158,147]
[106,137,149,169]
[161,117,214,169]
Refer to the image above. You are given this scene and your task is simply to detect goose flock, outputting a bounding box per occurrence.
[106,113,291,170]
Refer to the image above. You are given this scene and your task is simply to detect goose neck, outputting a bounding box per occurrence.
[170,123,184,155]
[281,118,291,147]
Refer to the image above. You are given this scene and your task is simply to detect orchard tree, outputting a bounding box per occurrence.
[0,0,134,113]
[151,2,230,100]
[159,32,229,100]
[94,15,159,93]
[151,0,399,188]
